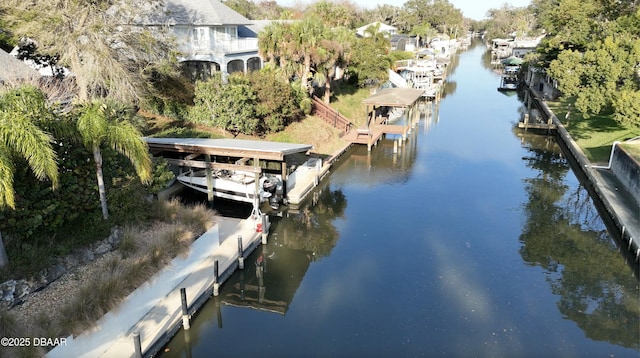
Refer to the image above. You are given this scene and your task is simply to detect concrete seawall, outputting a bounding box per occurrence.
[529,87,639,263]
[48,216,268,357]
[611,144,640,205]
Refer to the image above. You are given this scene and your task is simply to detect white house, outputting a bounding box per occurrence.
[356,22,397,38]
[139,0,263,80]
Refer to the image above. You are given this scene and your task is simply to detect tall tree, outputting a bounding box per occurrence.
[2,0,174,105]
[0,85,59,267]
[400,0,463,37]
[484,4,538,42]
[76,100,152,219]
[307,0,361,29]
[292,17,328,94]
[347,26,392,88]
[534,0,640,125]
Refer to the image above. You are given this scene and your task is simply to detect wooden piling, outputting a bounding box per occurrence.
[213,259,220,296]
[133,332,142,358]
[237,235,244,269]
[180,288,190,330]
[261,213,268,244]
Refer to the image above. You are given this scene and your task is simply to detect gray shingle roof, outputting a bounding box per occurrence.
[0,49,40,83]
[139,0,251,26]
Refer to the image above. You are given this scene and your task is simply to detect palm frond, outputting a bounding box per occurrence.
[106,120,152,184]
[0,148,16,209]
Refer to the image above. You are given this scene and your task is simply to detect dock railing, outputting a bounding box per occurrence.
[311,96,352,134]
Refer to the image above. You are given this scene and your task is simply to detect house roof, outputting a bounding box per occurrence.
[243,20,297,38]
[357,22,397,33]
[144,137,313,161]
[139,0,251,26]
[0,49,40,84]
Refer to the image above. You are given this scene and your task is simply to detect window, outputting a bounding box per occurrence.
[191,27,208,50]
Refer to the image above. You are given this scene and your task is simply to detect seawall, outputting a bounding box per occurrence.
[611,144,640,205]
[528,86,639,265]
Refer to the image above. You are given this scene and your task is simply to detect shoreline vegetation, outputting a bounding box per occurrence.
[0,199,215,357]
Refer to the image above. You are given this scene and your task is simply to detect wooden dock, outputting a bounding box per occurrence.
[343,119,408,150]
[518,113,557,131]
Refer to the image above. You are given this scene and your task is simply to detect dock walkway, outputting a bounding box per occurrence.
[342,116,408,150]
[48,216,267,358]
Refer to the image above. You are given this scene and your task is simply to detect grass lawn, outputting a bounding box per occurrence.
[546,98,640,164]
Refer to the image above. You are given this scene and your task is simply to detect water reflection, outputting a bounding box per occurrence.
[517,130,640,350]
[217,185,349,314]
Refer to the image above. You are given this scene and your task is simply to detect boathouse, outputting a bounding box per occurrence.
[145,137,314,205]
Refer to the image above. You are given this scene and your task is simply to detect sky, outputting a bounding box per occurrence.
[277,0,533,21]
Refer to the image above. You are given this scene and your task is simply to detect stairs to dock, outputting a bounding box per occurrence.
[388,69,407,88]
[311,96,352,134]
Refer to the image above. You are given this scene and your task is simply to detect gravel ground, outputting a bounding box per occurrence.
[7,222,178,338]
[10,251,119,336]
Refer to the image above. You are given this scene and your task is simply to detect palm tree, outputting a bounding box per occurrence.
[0,85,59,267]
[313,27,356,103]
[258,22,283,67]
[313,38,343,103]
[292,17,328,94]
[76,100,152,220]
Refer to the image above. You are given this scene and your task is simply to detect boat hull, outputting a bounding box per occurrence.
[176,170,283,208]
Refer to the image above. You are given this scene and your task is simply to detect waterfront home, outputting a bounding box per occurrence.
[490,38,513,60]
[356,22,397,38]
[138,0,263,80]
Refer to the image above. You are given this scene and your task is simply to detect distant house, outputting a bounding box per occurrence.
[139,0,263,80]
[512,35,545,58]
[0,49,40,85]
[390,34,417,52]
[356,22,397,38]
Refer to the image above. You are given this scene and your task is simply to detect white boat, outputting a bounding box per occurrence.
[177,169,283,208]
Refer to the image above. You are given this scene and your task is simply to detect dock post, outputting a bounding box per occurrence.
[237,235,244,269]
[133,332,142,358]
[205,154,214,204]
[393,140,398,154]
[180,287,190,330]
[261,213,268,244]
[213,259,220,296]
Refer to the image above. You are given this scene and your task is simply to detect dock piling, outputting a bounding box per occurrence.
[237,235,244,269]
[213,259,220,296]
[261,214,268,244]
[180,287,190,330]
[133,332,142,358]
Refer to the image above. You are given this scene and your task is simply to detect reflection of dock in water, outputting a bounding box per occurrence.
[218,244,313,315]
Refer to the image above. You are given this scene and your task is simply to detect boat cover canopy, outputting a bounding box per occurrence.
[145,137,313,161]
[362,88,426,108]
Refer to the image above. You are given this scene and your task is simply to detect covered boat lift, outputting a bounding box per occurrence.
[145,137,313,206]
[345,88,425,151]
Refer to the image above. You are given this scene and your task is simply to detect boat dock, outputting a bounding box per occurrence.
[344,88,426,151]
[48,215,269,358]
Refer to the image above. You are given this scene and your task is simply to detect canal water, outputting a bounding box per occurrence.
[161,41,639,357]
